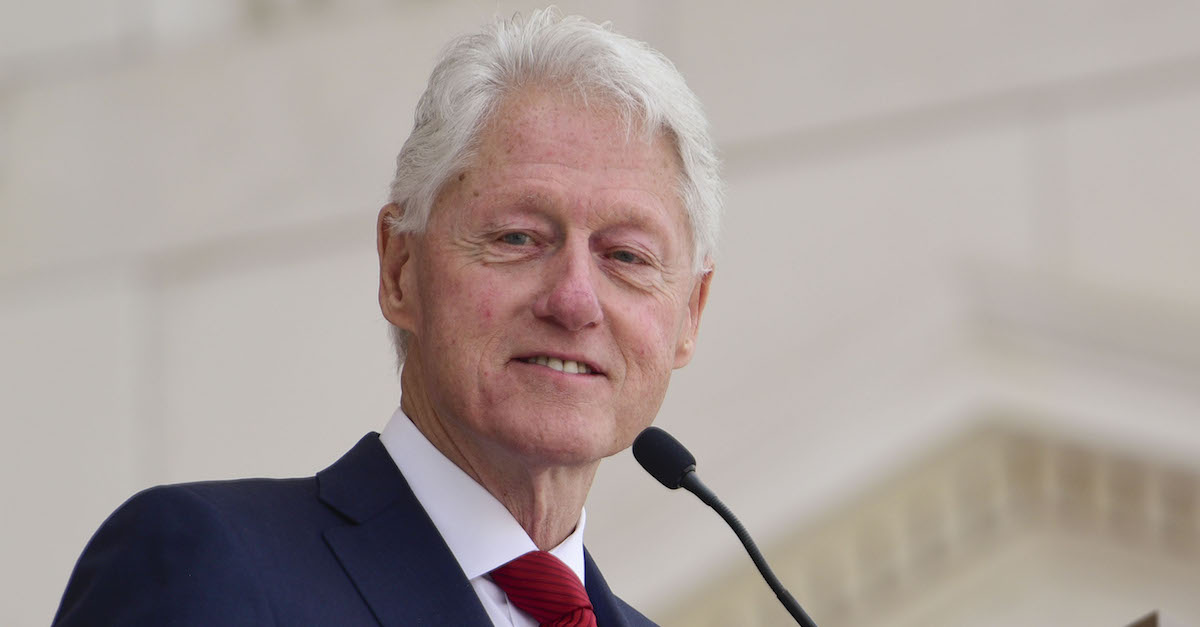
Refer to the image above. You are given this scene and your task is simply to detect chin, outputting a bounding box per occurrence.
[491,409,622,466]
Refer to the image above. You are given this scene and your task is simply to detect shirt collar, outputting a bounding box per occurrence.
[378,406,587,583]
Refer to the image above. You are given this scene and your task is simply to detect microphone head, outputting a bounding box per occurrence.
[633,426,697,489]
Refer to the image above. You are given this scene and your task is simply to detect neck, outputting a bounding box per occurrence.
[399,353,599,550]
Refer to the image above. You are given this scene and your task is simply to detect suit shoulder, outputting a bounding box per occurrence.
[53,480,290,625]
[73,480,294,551]
[86,477,322,542]
[153,475,318,516]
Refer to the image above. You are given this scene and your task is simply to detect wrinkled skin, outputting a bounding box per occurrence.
[377,86,711,548]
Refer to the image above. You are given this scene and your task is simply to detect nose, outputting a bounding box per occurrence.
[532,241,604,331]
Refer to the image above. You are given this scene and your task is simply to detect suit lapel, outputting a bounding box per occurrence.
[317,434,492,627]
[584,548,632,627]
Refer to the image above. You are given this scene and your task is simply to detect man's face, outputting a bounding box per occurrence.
[380,87,710,469]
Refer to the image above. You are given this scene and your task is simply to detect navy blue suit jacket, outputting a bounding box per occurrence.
[54,433,657,626]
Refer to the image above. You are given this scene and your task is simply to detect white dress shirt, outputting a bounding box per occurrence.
[379,407,587,627]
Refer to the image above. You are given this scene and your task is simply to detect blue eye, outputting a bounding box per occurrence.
[610,250,642,264]
[501,232,533,246]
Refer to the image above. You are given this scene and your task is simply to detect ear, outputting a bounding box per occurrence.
[377,203,419,333]
[674,267,713,368]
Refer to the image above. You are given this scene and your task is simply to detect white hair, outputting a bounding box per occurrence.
[385,8,723,362]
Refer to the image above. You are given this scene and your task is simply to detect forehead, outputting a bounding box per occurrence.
[489,86,686,186]
[483,88,668,157]
[451,87,691,241]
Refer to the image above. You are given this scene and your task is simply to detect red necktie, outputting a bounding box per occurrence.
[490,550,598,627]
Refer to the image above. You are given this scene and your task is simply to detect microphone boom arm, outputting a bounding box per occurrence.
[679,471,818,627]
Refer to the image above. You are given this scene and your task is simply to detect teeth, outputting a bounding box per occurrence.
[523,356,593,374]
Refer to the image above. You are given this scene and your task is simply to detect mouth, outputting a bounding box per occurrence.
[517,355,602,376]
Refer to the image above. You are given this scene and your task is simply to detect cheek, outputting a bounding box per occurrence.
[628,308,679,365]
[472,280,510,325]
[432,270,501,327]
[427,275,516,369]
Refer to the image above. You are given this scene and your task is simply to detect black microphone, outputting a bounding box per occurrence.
[632,426,818,627]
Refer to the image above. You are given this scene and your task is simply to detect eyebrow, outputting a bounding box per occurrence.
[484,187,681,247]
[471,189,561,215]
[595,201,681,243]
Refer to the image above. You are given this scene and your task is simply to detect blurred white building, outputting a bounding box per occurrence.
[3,1,1199,625]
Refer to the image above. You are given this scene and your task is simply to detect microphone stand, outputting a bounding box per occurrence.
[679,471,818,627]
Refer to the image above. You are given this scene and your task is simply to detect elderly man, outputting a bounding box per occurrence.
[54,9,719,626]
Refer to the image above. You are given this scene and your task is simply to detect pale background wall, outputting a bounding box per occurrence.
[3,1,1199,625]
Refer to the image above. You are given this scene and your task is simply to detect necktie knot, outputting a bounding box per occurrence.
[490,550,598,627]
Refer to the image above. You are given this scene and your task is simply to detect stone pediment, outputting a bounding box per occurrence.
[662,420,1200,626]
